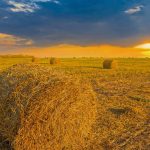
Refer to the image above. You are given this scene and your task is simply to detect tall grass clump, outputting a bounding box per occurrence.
[103,59,118,69]
[0,64,97,150]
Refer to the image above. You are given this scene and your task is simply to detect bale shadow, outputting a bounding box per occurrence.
[0,134,12,150]
[108,108,131,117]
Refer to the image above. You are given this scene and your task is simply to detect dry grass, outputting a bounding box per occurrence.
[87,74,150,149]
[0,58,150,149]
[103,59,118,69]
[0,64,97,150]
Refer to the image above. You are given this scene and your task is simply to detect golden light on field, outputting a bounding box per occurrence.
[8,44,145,58]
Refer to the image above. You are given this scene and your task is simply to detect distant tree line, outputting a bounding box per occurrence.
[0,55,34,58]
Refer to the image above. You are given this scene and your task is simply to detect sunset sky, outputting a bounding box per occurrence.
[0,0,150,57]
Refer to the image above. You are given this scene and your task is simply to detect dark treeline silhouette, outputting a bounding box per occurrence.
[0,55,33,58]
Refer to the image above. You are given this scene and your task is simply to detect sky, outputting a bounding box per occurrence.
[0,0,150,57]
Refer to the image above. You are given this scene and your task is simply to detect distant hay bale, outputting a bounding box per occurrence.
[103,59,118,69]
[0,64,97,150]
[50,57,61,65]
[31,56,36,63]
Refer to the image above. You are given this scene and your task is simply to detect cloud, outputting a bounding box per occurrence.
[1,16,9,20]
[0,16,8,21]
[125,5,144,15]
[33,0,60,4]
[8,1,39,13]
[0,33,33,46]
[0,0,149,47]
[6,0,60,13]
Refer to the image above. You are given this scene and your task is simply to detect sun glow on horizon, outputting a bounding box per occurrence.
[4,44,144,58]
[135,43,150,49]
[0,38,149,57]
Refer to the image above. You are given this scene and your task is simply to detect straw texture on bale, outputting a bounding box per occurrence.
[103,59,118,69]
[50,57,60,64]
[0,64,97,150]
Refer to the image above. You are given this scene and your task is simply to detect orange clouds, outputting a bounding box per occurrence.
[0,33,149,57]
[0,33,16,45]
[0,33,33,46]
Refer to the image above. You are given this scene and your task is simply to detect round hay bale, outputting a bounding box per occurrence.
[31,56,36,63]
[0,64,97,150]
[103,59,118,69]
[50,57,61,65]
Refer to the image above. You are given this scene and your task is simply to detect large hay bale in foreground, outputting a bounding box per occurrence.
[103,59,118,69]
[50,57,61,65]
[0,64,97,150]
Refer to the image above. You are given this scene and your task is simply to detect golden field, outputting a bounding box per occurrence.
[0,56,150,150]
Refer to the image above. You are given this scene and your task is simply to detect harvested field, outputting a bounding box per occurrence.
[0,57,150,149]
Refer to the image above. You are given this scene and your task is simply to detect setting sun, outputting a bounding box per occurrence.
[135,43,150,49]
